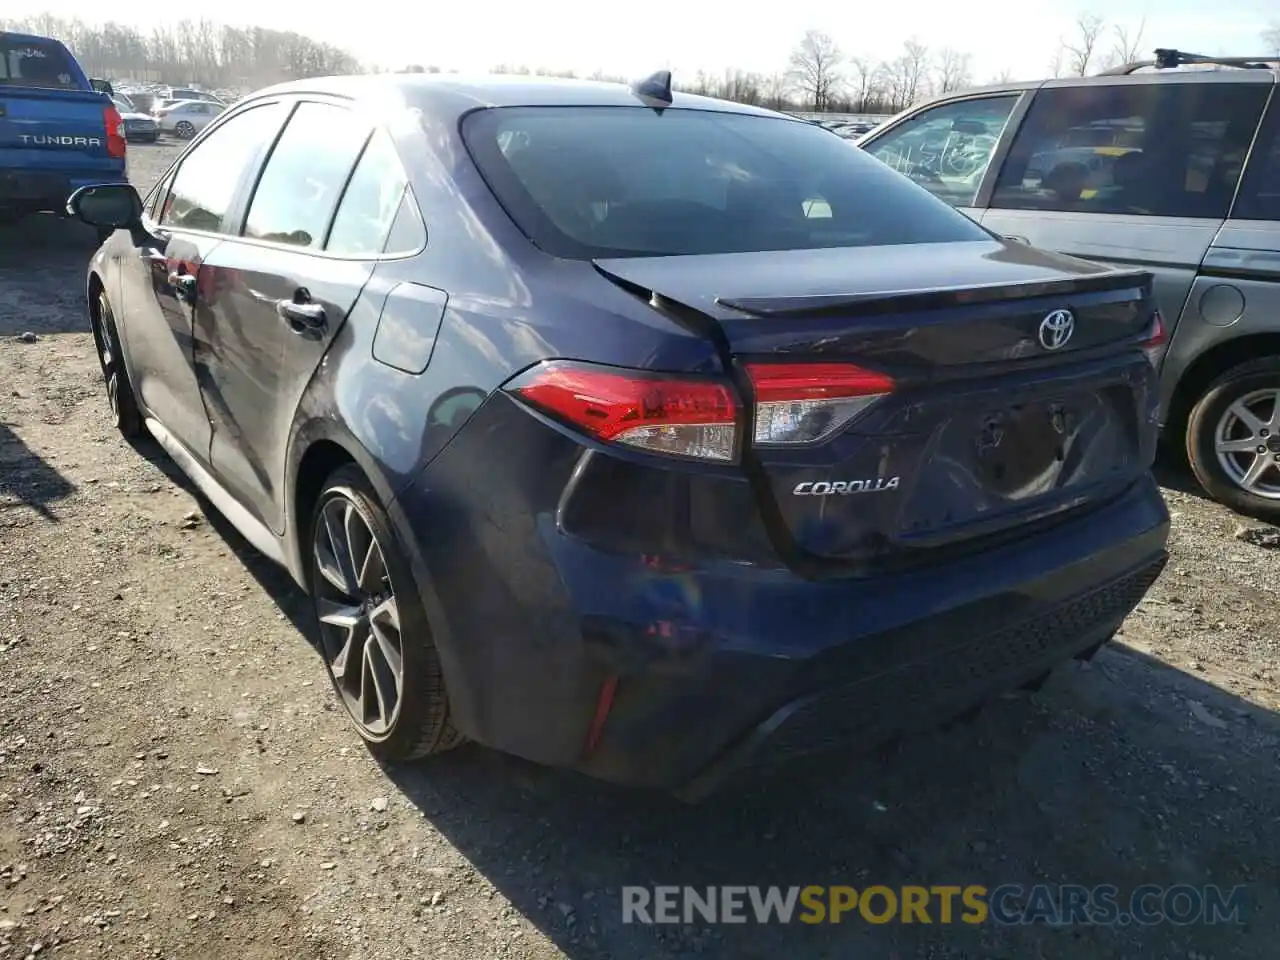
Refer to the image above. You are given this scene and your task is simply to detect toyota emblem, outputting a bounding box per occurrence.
[1038,309,1075,351]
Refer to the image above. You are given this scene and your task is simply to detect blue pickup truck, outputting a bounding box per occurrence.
[0,30,128,239]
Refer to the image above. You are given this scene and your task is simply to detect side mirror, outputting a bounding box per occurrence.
[66,183,143,230]
[90,78,114,97]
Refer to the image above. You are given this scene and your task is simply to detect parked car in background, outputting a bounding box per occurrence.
[858,50,1280,519]
[154,98,224,139]
[113,96,158,143]
[164,87,226,106]
[0,30,127,239]
[68,72,1168,797]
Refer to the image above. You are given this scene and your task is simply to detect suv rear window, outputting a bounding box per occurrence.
[0,37,79,90]
[462,106,991,259]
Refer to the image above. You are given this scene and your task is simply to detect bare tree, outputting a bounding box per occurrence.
[990,68,1015,84]
[1062,13,1106,76]
[1264,22,1280,58]
[788,29,843,111]
[1048,45,1066,78]
[847,56,876,112]
[935,47,973,93]
[900,39,931,106]
[1107,17,1146,69]
[762,72,791,111]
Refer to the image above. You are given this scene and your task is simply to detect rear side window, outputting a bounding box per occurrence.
[991,82,1269,219]
[463,106,990,259]
[1234,101,1280,221]
[242,102,372,249]
[861,95,1020,206]
[0,37,78,90]
[160,102,288,233]
[326,129,416,256]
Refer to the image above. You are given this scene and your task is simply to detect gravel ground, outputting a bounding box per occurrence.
[0,140,1278,960]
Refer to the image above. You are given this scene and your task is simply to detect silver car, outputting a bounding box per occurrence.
[154,99,224,140]
[858,50,1280,519]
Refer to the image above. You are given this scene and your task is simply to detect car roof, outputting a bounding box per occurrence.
[241,73,792,123]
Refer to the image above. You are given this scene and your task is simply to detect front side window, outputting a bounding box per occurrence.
[861,96,1020,206]
[463,106,991,259]
[992,82,1269,219]
[326,129,414,256]
[242,101,372,249]
[160,102,288,233]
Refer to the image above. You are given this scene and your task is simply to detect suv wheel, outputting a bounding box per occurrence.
[1186,357,1280,520]
[308,465,464,761]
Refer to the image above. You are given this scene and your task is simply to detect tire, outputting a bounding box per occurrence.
[308,464,463,761]
[175,121,195,140]
[1186,356,1280,520]
[91,288,144,439]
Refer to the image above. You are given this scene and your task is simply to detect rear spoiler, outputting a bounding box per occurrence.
[715,269,1153,319]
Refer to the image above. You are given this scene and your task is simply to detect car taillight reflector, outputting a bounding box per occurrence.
[506,360,741,462]
[1141,311,1167,368]
[745,362,895,446]
[103,104,127,159]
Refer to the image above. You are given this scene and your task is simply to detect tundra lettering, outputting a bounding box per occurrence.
[793,478,902,496]
[18,134,104,147]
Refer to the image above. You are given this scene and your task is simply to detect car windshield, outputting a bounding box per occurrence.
[0,37,79,89]
[462,105,991,259]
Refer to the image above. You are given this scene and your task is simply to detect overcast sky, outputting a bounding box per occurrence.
[8,0,1278,82]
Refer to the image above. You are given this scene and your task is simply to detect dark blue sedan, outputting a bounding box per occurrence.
[68,72,1169,798]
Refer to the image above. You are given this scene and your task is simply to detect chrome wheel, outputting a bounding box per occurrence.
[313,492,404,737]
[175,121,195,139]
[1213,388,1280,500]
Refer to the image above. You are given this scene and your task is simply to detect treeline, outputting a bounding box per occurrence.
[489,35,977,115]
[9,11,1272,117]
[0,14,359,88]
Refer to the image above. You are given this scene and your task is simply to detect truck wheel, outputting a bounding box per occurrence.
[1186,356,1280,520]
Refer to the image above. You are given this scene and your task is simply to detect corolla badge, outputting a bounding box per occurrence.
[793,477,901,496]
[1038,309,1075,350]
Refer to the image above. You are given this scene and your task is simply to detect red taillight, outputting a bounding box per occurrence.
[1141,311,1167,368]
[103,104,127,159]
[744,362,895,445]
[506,360,741,462]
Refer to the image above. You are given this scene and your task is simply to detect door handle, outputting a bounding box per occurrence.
[1004,234,1031,245]
[167,271,197,300]
[277,298,326,333]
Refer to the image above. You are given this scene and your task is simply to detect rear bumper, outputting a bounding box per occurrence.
[676,551,1164,800]
[393,417,1170,795]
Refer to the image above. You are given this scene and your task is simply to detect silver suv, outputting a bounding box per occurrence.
[858,49,1280,519]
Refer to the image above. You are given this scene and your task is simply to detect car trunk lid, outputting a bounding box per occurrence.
[594,240,1160,569]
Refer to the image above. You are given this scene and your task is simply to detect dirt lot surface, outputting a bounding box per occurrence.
[1,140,1278,960]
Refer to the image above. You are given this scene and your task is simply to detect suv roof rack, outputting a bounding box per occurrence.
[1098,48,1280,76]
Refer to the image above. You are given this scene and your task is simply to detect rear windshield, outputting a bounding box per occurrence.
[462,106,991,259]
[0,37,81,90]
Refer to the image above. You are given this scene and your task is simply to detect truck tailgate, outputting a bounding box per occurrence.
[0,86,116,174]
